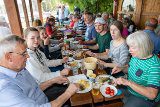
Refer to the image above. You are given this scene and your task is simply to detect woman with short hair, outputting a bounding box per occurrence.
[113,31,160,107]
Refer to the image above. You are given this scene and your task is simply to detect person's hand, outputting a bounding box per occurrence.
[83,45,88,49]
[79,40,84,45]
[43,37,50,45]
[53,26,57,31]
[54,76,68,84]
[61,68,70,76]
[85,51,93,56]
[85,51,96,57]
[98,59,106,66]
[62,57,68,63]
[111,66,122,74]
[65,83,79,96]
[59,43,64,47]
[114,77,130,86]
[59,38,64,43]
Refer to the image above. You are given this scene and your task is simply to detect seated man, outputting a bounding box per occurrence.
[85,17,112,55]
[0,35,79,107]
[144,18,160,55]
[79,11,97,46]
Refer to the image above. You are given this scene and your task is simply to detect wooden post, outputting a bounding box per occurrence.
[113,0,118,19]
[37,0,43,23]
[3,0,23,36]
[29,0,34,23]
[22,0,30,27]
[134,0,143,26]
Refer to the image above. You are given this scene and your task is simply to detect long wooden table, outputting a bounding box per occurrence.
[70,69,124,107]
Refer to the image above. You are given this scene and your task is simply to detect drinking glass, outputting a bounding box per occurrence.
[72,67,78,75]
[92,82,100,95]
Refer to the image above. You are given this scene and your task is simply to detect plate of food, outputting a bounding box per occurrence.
[75,79,92,93]
[68,61,78,67]
[95,74,116,85]
[100,84,117,98]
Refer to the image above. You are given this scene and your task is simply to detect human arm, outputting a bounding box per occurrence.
[50,83,79,107]
[87,44,99,50]
[45,56,68,67]
[98,59,116,68]
[40,76,68,91]
[114,77,159,100]
[26,54,61,83]
[0,83,51,107]
[111,65,128,74]
[81,39,96,45]
[85,49,109,60]
[49,44,61,52]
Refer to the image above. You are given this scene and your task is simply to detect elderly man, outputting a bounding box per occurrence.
[85,17,112,56]
[0,35,78,107]
[144,18,160,55]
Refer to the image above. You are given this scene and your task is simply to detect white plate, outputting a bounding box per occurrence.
[67,74,87,83]
[74,79,92,93]
[82,49,89,51]
[100,84,117,98]
[72,41,79,44]
[95,74,116,85]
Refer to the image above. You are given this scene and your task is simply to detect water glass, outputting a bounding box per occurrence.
[72,67,78,75]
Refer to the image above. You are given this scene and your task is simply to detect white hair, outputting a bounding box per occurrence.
[126,31,154,58]
[0,35,25,59]
[102,12,108,18]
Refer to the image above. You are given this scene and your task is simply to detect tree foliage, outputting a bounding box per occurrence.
[61,0,113,13]
[41,0,113,14]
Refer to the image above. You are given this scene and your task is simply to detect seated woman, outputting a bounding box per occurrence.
[24,27,69,84]
[113,31,160,107]
[37,26,63,59]
[87,21,130,76]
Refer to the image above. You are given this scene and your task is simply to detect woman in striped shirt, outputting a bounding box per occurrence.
[113,31,160,107]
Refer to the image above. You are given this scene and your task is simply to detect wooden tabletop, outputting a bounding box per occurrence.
[69,69,124,106]
[70,92,92,106]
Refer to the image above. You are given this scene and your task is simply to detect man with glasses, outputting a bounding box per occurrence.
[0,35,78,107]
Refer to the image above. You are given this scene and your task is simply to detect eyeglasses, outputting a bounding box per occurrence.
[9,50,28,57]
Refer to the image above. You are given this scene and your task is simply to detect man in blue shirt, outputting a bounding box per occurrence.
[0,35,78,107]
[79,11,97,46]
[144,18,160,55]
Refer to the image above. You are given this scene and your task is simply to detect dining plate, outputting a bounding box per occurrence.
[74,79,92,93]
[95,74,116,85]
[82,49,89,51]
[100,84,117,98]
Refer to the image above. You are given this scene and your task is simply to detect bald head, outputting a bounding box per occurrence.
[145,18,158,30]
